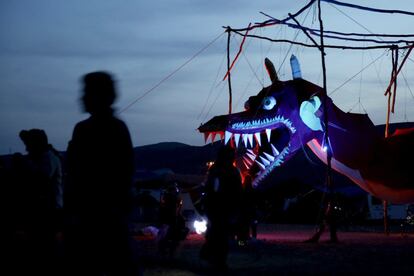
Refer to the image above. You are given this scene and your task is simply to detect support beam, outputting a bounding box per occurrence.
[226,28,232,114]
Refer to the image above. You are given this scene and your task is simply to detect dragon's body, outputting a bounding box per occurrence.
[199,57,414,203]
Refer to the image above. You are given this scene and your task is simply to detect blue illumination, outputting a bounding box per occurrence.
[290,54,302,79]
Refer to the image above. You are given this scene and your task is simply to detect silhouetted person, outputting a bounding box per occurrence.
[65,72,135,275]
[6,153,28,236]
[8,129,63,275]
[238,174,258,245]
[200,146,242,270]
[305,193,338,243]
[3,152,29,276]
[157,182,189,258]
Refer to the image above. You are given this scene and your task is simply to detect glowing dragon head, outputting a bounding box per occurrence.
[199,56,327,187]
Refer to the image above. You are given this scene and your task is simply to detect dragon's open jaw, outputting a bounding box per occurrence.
[203,115,296,187]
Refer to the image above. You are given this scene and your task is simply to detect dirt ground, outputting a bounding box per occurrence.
[134,224,414,275]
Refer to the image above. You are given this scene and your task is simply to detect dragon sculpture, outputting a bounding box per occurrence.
[198,57,414,204]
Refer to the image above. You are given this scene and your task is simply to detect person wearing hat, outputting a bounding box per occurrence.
[16,128,63,274]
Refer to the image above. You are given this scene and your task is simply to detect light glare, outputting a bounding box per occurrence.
[193,219,207,234]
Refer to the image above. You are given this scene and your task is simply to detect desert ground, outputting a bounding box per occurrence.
[135,224,414,275]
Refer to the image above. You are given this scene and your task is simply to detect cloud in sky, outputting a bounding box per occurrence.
[1,0,414,154]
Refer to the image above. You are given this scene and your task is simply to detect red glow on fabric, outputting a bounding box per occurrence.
[392,127,414,137]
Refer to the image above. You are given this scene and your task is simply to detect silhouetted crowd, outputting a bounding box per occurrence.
[1,71,259,275]
[2,72,138,276]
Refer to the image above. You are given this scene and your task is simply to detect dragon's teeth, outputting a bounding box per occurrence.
[265,129,271,142]
[263,152,275,162]
[242,134,249,148]
[234,133,240,147]
[204,132,211,144]
[243,156,253,166]
[271,144,280,156]
[255,160,266,171]
[224,131,232,145]
[246,152,256,161]
[247,134,254,147]
[259,156,270,166]
[254,132,261,146]
[211,133,217,143]
[242,159,250,169]
[247,149,255,155]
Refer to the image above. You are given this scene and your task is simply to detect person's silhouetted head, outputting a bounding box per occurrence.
[19,129,49,157]
[82,71,117,115]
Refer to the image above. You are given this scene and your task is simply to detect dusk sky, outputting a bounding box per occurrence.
[1,0,413,155]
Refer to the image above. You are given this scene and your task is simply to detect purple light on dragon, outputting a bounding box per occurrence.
[199,56,414,204]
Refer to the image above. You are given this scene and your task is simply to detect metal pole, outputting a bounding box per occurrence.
[383,47,398,236]
[317,1,332,187]
[318,0,337,242]
[226,28,233,114]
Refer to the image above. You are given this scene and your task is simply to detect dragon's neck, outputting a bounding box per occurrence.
[315,103,380,169]
[306,102,414,203]
[305,102,377,186]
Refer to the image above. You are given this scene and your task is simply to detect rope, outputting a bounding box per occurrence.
[261,5,414,41]
[384,44,414,96]
[329,50,387,96]
[357,46,365,113]
[231,31,412,51]
[327,3,383,41]
[223,23,252,81]
[202,81,227,123]
[367,49,386,90]
[321,0,414,17]
[232,30,264,87]
[401,72,414,122]
[251,6,313,120]
[277,7,313,74]
[401,71,414,101]
[234,71,257,111]
[265,13,414,45]
[228,0,414,53]
[233,32,276,111]
[392,48,399,113]
[259,27,264,85]
[197,48,227,121]
[119,31,225,114]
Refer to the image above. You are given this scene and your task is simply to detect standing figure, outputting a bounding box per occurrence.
[65,72,135,275]
[157,182,189,258]
[200,146,242,269]
[305,192,338,243]
[237,174,258,246]
[15,129,63,275]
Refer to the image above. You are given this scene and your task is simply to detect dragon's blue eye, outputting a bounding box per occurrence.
[262,96,276,110]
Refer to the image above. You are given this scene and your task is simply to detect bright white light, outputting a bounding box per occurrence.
[322,146,328,152]
[193,219,207,234]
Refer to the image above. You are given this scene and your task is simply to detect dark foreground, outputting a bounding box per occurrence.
[135,224,414,275]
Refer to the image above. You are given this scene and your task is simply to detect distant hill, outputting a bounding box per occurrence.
[133,141,221,175]
[1,122,413,196]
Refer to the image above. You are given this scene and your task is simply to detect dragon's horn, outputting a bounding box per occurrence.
[265,57,278,83]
